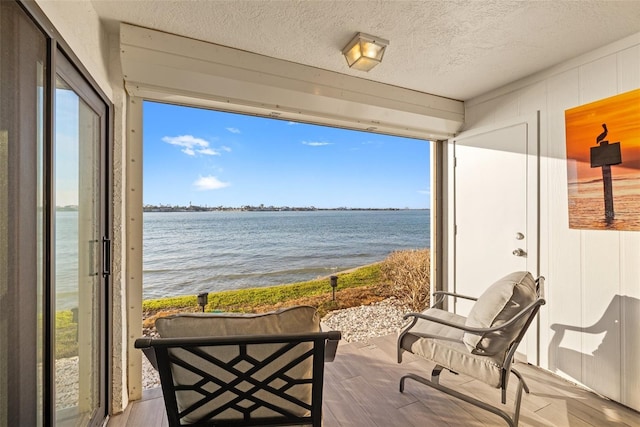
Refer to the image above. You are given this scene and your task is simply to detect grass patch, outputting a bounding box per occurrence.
[143,295,198,312]
[143,263,387,327]
[208,264,380,309]
[55,310,78,359]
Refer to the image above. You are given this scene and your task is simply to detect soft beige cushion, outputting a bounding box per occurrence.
[462,271,537,355]
[155,306,321,424]
[399,308,505,388]
[155,305,320,337]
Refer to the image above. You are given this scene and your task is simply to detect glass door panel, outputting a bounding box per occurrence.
[0,2,48,424]
[54,76,101,426]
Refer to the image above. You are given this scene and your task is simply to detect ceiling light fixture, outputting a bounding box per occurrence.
[342,32,389,72]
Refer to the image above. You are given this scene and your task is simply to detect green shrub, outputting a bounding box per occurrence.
[380,249,430,311]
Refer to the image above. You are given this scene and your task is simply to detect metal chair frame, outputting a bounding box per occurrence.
[397,277,545,427]
[136,331,340,427]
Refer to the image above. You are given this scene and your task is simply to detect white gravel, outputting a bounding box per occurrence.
[141,297,412,390]
[55,356,79,410]
[142,356,161,390]
[320,297,411,343]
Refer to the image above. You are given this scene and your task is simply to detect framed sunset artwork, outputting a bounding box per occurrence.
[565,88,640,231]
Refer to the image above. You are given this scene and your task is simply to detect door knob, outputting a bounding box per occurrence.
[515,232,525,240]
[512,248,527,257]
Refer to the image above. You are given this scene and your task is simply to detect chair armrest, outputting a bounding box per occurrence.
[135,338,158,370]
[135,331,342,365]
[134,337,152,348]
[324,331,341,362]
[142,347,159,370]
[402,298,546,335]
[433,290,478,301]
[432,291,478,306]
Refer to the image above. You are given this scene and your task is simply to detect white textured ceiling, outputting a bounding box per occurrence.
[92,0,640,101]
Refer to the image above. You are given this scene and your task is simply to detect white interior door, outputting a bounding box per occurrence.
[450,115,539,360]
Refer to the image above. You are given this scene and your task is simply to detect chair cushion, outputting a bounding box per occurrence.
[155,305,321,337]
[399,308,505,387]
[462,271,537,355]
[155,306,321,424]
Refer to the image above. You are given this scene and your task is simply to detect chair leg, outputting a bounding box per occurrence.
[431,365,443,385]
[510,368,528,426]
[511,367,530,393]
[399,367,529,427]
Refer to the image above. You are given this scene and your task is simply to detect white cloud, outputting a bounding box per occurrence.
[302,141,331,147]
[198,148,219,156]
[287,121,298,125]
[193,175,231,191]
[162,135,223,156]
[163,135,208,148]
[418,190,430,195]
[220,146,232,152]
[226,127,241,134]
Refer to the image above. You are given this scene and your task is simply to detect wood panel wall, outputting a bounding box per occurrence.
[456,33,640,411]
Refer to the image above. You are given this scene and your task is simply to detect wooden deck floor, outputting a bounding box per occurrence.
[108,334,639,426]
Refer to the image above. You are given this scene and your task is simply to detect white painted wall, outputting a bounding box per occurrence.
[458,32,640,411]
[106,32,130,415]
[35,0,112,101]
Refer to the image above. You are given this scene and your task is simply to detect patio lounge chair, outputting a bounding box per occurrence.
[135,305,340,427]
[397,271,545,427]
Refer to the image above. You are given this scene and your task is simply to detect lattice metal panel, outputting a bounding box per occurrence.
[142,333,337,427]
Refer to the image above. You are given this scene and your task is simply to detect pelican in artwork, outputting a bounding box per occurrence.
[596,123,608,145]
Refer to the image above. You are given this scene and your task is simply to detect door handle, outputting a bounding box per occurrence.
[103,237,111,277]
[512,248,527,257]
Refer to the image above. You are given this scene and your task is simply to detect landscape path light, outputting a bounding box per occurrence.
[197,292,208,312]
[330,276,338,301]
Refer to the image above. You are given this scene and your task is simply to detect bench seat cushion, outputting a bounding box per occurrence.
[155,305,321,337]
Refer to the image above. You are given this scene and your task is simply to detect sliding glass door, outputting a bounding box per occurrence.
[54,55,107,427]
[0,2,110,425]
[0,1,47,425]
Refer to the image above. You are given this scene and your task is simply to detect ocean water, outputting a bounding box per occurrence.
[143,210,430,300]
[568,175,640,230]
[56,211,81,310]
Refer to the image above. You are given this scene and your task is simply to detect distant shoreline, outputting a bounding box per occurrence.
[55,206,429,212]
[142,206,429,213]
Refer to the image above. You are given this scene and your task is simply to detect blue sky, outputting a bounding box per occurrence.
[143,101,430,209]
[55,87,80,207]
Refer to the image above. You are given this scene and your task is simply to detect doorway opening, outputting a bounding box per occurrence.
[135,100,435,389]
[143,101,431,299]
[142,101,431,294]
